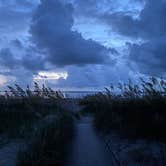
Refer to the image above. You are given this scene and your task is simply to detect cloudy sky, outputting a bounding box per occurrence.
[0,0,165,89]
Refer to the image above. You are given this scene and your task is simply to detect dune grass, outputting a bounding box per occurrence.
[0,83,64,138]
[80,77,166,141]
[17,111,74,166]
[0,83,74,165]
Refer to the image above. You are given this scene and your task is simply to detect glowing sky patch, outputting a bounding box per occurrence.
[0,75,8,86]
[34,71,68,80]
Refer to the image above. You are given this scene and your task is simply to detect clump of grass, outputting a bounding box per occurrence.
[0,82,65,137]
[0,82,75,165]
[17,111,74,166]
[80,77,166,141]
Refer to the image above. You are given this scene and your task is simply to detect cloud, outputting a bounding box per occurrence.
[56,63,136,88]
[11,39,24,48]
[0,48,20,69]
[0,0,39,37]
[21,54,45,71]
[71,0,144,22]
[102,0,166,39]
[1,0,164,88]
[30,0,116,67]
[129,37,166,75]
[0,4,29,33]
[0,75,8,87]
[97,0,166,76]
[0,47,45,72]
[7,69,34,88]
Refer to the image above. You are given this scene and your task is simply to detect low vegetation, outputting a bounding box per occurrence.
[80,77,166,141]
[0,83,74,165]
[0,82,64,137]
[17,111,74,166]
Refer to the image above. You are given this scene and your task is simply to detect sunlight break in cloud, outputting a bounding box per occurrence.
[0,75,8,87]
[34,71,68,81]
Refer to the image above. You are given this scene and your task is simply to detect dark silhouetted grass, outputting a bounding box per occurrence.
[80,77,166,141]
[0,83,74,165]
[0,83,64,138]
[17,111,74,166]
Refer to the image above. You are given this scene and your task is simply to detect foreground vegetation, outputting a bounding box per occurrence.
[17,111,74,166]
[0,83,64,137]
[81,77,166,141]
[0,83,74,165]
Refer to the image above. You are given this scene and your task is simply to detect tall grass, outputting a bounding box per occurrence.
[5,82,64,99]
[0,83,74,165]
[0,82,65,137]
[17,111,74,166]
[80,77,166,141]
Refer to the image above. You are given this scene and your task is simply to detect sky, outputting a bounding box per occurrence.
[0,0,165,90]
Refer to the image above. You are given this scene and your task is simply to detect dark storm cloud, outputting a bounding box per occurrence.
[0,0,165,88]
[30,0,116,67]
[129,37,166,75]
[103,12,140,38]
[22,54,45,71]
[97,0,166,76]
[102,0,166,39]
